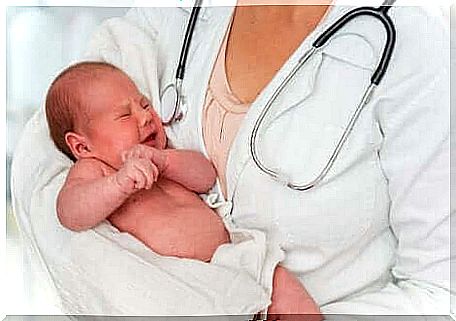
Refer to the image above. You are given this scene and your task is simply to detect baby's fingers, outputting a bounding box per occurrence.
[126,145,144,156]
[151,163,159,183]
[121,151,128,163]
[136,159,158,189]
[133,170,147,190]
[121,149,137,163]
[143,162,156,189]
[131,163,148,190]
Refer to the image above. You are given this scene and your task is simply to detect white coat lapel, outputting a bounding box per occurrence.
[177,6,210,21]
[165,5,235,152]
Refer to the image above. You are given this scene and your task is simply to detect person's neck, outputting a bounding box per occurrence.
[236,0,332,8]
[234,1,332,24]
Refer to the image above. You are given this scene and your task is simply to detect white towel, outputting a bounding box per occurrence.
[10,14,284,315]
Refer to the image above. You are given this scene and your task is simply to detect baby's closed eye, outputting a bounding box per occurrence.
[118,113,131,119]
[115,108,132,120]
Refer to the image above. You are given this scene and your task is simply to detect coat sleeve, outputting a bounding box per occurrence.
[321,6,452,318]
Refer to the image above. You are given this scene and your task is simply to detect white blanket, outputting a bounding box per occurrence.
[11,15,283,315]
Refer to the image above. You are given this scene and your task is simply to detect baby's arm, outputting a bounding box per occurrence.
[58,157,157,231]
[123,145,216,193]
[160,149,216,193]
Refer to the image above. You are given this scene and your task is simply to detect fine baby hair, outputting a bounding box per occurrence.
[45,61,121,161]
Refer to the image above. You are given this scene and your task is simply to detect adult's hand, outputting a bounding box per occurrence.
[268,266,322,321]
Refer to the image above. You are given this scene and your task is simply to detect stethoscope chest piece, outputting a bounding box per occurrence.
[160,81,186,125]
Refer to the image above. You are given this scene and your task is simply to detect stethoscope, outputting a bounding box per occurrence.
[160,0,397,191]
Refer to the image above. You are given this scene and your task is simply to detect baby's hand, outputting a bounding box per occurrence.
[121,144,168,173]
[114,156,159,195]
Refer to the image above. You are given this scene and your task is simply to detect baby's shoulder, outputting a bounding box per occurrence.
[68,158,112,181]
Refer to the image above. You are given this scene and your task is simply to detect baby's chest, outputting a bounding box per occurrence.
[111,184,175,220]
[108,179,209,231]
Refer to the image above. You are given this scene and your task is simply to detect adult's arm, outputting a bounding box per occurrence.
[321,6,452,318]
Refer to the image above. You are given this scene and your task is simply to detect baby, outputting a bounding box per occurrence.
[45,61,320,318]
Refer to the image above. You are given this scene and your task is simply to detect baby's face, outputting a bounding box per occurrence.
[80,70,166,169]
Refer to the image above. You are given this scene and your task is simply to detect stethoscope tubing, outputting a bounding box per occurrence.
[177,0,203,80]
[168,0,397,191]
[313,4,396,85]
[160,0,202,126]
[250,2,396,190]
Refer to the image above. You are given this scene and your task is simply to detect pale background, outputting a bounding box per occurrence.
[6,6,129,313]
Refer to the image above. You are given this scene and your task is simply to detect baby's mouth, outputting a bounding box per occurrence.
[142,132,157,147]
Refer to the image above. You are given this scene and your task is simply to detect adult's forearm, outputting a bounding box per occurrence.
[57,175,130,231]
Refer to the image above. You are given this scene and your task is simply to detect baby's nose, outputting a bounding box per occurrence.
[139,107,153,127]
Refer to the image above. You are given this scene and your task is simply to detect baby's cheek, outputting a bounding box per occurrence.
[113,140,135,164]
[104,148,125,170]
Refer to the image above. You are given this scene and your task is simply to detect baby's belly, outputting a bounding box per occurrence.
[108,179,230,262]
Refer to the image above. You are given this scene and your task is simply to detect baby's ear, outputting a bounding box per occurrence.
[65,132,92,160]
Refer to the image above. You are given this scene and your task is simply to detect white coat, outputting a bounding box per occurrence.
[11,0,451,317]
[117,1,451,314]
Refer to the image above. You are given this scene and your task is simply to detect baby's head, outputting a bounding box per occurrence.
[46,61,166,168]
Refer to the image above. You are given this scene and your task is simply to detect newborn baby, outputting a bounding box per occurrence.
[45,61,320,318]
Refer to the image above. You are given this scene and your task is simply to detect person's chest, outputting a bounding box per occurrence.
[225,5,331,104]
[157,4,392,208]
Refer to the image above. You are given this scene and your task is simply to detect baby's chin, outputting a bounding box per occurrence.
[142,137,165,149]
[143,132,167,150]
[156,135,167,149]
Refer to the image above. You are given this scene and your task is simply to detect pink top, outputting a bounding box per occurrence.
[203,29,250,198]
